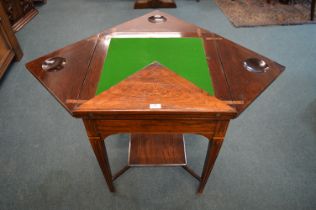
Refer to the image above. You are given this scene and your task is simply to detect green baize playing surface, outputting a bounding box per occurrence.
[96,38,214,96]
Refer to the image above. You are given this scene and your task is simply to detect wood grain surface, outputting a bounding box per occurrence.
[74,63,236,118]
[129,134,186,166]
[26,10,284,117]
[25,35,99,113]
[215,38,285,114]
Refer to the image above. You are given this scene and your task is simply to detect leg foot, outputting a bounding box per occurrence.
[197,138,223,193]
[89,137,115,192]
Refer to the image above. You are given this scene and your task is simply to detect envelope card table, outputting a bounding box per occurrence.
[26,11,284,194]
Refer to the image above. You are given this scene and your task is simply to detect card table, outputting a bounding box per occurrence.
[26,11,284,194]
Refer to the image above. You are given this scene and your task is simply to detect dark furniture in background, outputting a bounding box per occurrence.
[134,0,177,9]
[134,0,198,9]
[0,2,23,79]
[312,0,315,20]
[267,0,316,21]
[0,0,38,32]
[32,0,47,4]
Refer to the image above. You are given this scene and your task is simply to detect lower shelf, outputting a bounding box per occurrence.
[128,133,187,166]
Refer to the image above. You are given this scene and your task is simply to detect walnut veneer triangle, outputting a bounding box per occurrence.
[74,63,236,117]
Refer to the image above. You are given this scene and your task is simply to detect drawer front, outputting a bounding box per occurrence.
[94,119,217,135]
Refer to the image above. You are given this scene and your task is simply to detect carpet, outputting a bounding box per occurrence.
[214,0,316,27]
[1,0,316,209]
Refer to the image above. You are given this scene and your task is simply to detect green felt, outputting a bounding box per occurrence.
[96,38,214,96]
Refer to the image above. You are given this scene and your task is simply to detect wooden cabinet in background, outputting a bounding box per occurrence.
[0,0,38,32]
[32,0,47,3]
[0,2,23,79]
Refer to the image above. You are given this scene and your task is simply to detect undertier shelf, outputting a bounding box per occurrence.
[128,134,187,166]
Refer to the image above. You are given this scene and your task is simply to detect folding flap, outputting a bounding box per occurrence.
[25,34,100,114]
[111,10,212,34]
[74,63,236,118]
[216,38,285,115]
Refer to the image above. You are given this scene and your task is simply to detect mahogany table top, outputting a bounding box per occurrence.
[26,10,284,119]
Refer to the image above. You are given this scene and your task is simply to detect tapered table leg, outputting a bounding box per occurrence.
[197,121,229,194]
[197,138,223,193]
[83,119,115,192]
[89,137,115,192]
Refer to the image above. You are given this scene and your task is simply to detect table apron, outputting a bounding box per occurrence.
[90,119,222,137]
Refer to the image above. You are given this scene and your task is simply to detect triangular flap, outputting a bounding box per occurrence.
[111,10,211,34]
[216,38,285,115]
[74,63,235,116]
[25,35,100,113]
